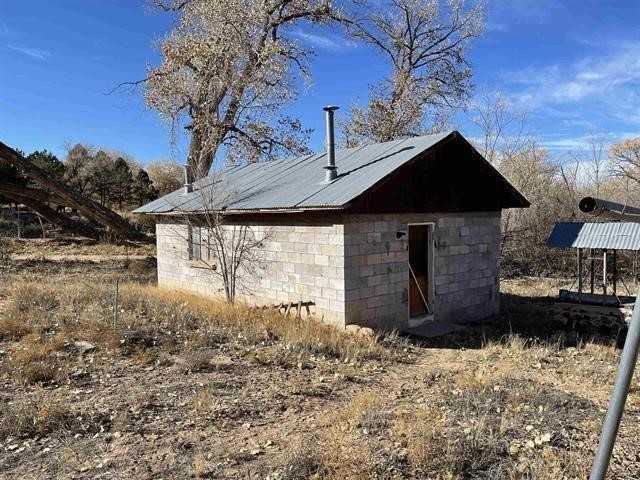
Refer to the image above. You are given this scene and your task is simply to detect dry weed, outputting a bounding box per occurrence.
[193,450,208,478]
[121,284,393,362]
[335,392,388,433]
[1,390,76,438]
[0,279,399,405]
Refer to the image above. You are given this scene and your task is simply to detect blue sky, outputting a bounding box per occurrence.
[1,0,639,165]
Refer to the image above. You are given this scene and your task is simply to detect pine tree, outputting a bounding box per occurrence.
[109,157,134,209]
[131,169,158,206]
[25,150,65,191]
[0,155,24,205]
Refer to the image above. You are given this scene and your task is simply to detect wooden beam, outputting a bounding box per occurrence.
[0,187,100,239]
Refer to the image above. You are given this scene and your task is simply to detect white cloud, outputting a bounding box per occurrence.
[292,30,357,52]
[504,42,640,127]
[540,131,640,152]
[541,136,595,151]
[8,44,51,60]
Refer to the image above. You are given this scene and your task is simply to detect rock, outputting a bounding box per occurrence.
[345,324,375,338]
[345,324,361,335]
[74,341,96,355]
[359,327,375,338]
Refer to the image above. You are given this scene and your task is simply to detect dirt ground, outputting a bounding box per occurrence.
[0,258,639,479]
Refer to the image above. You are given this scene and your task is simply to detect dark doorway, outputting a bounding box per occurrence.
[408,224,433,319]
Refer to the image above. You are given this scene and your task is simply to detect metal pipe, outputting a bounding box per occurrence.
[590,290,640,479]
[183,163,193,194]
[579,196,640,221]
[323,106,339,183]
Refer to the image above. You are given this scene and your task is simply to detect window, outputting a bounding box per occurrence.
[189,226,214,262]
[189,226,202,260]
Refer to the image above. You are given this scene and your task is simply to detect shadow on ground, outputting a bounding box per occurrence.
[410,292,629,350]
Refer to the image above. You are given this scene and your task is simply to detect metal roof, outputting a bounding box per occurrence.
[547,222,640,250]
[134,131,523,215]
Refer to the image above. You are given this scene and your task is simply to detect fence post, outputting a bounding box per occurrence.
[113,279,119,328]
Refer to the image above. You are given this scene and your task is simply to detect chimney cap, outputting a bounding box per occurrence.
[323,105,339,112]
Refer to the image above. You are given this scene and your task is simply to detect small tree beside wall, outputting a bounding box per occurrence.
[166,174,271,303]
[185,218,270,303]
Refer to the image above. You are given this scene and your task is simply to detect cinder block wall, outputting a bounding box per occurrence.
[155,211,501,330]
[343,212,501,330]
[155,217,347,325]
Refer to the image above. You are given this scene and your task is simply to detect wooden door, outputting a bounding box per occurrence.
[408,224,431,317]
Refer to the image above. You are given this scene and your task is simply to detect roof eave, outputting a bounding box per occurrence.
[137,205,348,216]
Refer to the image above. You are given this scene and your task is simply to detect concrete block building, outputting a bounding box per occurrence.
[135,129,528,331]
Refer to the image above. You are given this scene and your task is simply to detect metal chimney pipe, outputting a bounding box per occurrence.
[183,163,193,194]
[323,105,339,183]
[579,196,640,221]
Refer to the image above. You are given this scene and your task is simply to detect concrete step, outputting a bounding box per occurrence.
[404,321,466,339]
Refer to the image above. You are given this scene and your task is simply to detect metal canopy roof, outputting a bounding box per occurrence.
[134,131,522,215]
[547,222,640,251]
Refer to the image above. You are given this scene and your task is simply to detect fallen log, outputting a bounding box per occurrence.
[0,187,101,239]
[0,141,147,241]
[0,182,66,205]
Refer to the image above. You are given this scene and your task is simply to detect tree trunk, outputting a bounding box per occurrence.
[0,182,65,205]
[187,124,221,180]
[0,185,101,239]
[0,142,147,241]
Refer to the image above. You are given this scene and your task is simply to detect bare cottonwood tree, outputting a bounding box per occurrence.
[471,93,574,273]
[147,160,184,196]
[144,0,340,179]
[565,131,634,204]
[342,0,484,146]
[583,131,608,196]
[610,137,640,185]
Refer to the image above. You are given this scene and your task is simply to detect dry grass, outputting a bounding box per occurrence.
[0,388,106,439]
[501,276,573,298]
[0,278,395,389]
[275,329,609,479]
[1,259,637,478]
[289,371,594,480]
[119,284,393,362]
[4,236,155,257]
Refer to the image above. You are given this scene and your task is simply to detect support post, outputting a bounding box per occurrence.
[589,287,640,479]
[113,280,119,328]
[578,248,583,301]
[613,250,617,296]
[590,248,595,295]
[16,203,21,239]
[603,249,608,298]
